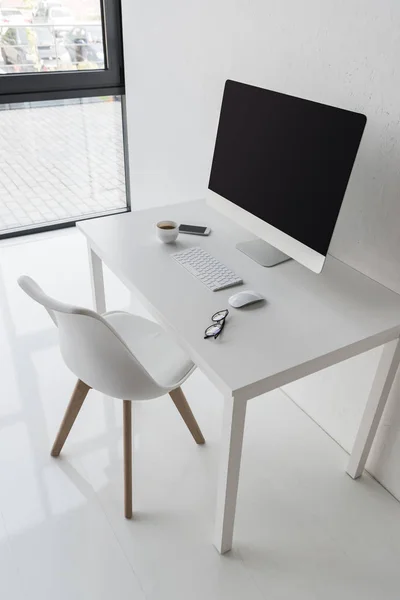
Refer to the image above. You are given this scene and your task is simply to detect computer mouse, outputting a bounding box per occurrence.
[228,290,265,308]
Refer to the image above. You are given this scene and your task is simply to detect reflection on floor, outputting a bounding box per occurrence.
[1,228,400,600]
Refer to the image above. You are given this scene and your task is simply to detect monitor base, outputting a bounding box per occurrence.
[236,239,292,267]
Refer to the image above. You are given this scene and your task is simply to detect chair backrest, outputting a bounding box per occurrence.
[18,276,164,400]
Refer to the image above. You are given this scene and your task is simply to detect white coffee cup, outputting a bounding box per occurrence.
[156,220,179,243]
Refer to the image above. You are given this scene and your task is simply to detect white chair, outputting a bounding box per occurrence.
[18,275,204,518]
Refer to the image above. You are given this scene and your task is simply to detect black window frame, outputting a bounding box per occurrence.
[0,0,124,103]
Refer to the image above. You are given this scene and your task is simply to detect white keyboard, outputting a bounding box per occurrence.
[172,247,243,292]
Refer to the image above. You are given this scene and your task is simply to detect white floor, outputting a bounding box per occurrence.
[1,228,400,600]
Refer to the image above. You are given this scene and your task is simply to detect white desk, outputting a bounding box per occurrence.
[78,200,400,554]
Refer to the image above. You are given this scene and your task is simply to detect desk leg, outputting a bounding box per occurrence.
[347,338,400,479]
[88,244,106,314]
[214,394,247,554]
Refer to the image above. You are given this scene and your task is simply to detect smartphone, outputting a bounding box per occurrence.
[179,224,211,236]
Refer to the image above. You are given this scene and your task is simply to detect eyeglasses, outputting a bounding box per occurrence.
[204,309,229,340]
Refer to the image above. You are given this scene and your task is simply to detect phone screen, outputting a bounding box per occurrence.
[179,224,207,234]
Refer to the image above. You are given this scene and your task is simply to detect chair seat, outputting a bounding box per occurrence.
[104,311,195,390]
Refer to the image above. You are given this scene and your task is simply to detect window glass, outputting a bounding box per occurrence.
[18,28,28,44]
[36,28,54,45]
[0,97,126,235]
[1,1,105,73]
[3,10,22,17]
[3,28,17,43]
[50,8,72,19]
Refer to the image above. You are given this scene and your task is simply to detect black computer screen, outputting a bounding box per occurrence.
[208,80,366,256]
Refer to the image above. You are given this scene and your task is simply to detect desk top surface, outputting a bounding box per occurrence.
[79,200,400,398]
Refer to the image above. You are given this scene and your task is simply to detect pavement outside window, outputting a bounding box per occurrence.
[0,97,127,235]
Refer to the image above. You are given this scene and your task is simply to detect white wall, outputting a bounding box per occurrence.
[122,1,400,498]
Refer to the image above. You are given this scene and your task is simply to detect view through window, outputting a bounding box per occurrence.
[0,97,126,233]
[0,0,105,74]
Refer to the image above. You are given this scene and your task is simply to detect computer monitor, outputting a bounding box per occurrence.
[207,80,367,273]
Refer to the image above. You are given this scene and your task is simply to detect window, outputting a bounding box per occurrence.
[17,28,28,44]
[0,97,126,235]
[35,28,54,45]
[0,0,124,100]
[0,0,127,238]
[2,10,22,17]
[50,8,71,18]
[2,27,17,44]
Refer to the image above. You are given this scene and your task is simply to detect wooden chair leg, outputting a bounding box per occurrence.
[169,387,205,445]
[123,400,133,519]
[51,379,90,457]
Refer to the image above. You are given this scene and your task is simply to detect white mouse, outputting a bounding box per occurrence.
[228,290,265,308]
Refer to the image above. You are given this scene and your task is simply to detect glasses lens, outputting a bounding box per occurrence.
[205,323,222,337]
[212,309,229,322]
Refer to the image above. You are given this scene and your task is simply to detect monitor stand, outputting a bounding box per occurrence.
[236,239,292,267]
